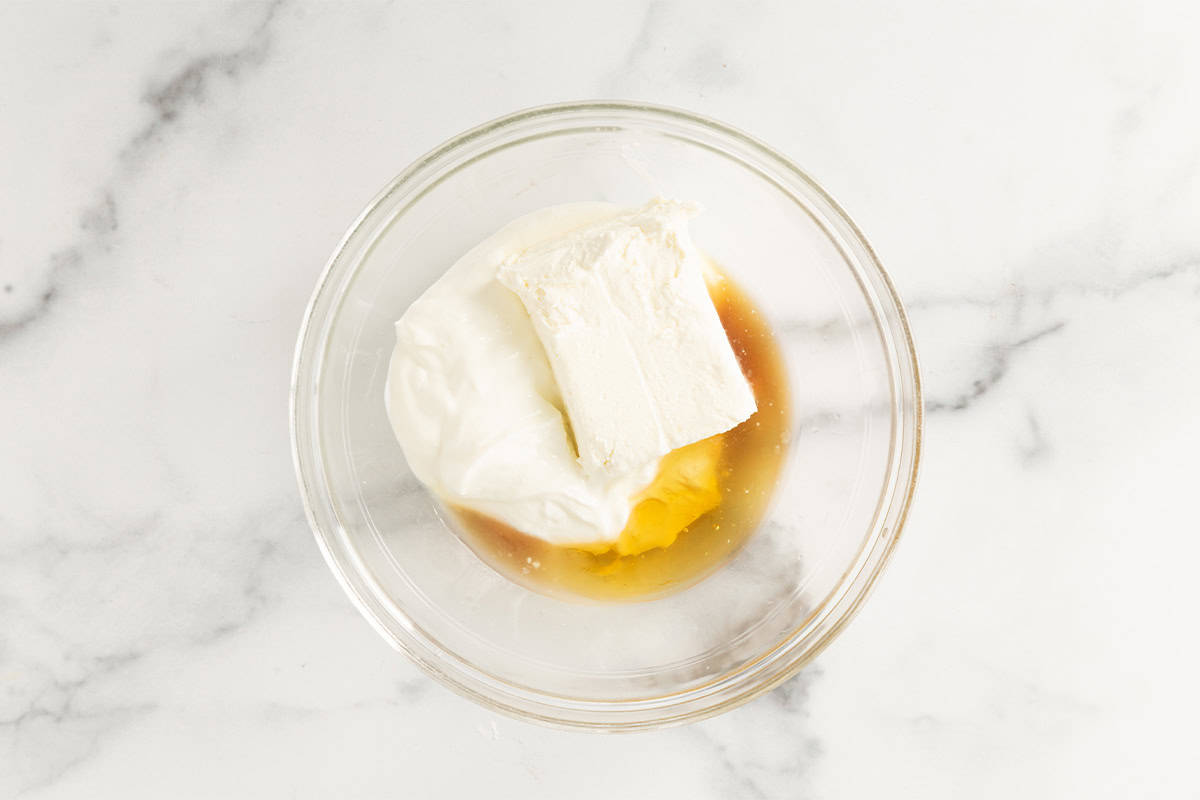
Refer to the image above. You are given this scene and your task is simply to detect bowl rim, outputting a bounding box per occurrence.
[290,99,923,730]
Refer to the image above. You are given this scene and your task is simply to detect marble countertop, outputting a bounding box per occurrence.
[3,2,1198,797]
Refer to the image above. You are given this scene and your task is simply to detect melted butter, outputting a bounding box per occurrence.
[447,268,790,601]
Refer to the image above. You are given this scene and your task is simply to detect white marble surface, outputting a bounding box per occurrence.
[2,1,1198,796]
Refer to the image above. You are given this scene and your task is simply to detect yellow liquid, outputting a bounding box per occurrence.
[449,274,791,601]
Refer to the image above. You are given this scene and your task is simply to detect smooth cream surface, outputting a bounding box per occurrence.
[386,203,652,544]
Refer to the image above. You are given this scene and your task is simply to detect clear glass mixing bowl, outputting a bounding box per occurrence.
[291,102,922,729]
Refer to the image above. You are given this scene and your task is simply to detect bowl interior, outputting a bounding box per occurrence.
[294,105,917,721]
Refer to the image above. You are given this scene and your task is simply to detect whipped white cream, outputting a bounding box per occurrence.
[385,200,753,546]
[386,203,653,545]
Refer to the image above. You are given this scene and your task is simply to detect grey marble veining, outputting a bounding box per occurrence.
[2,1,1199,797]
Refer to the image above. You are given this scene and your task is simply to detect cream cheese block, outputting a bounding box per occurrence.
[497,199,756,477]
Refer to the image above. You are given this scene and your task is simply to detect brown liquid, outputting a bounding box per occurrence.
[448,273,790,601]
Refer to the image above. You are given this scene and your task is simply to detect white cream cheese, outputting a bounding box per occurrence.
[385,200,753,546]
[498,200,756,477]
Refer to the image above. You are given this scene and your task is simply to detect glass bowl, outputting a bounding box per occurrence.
[290,101,922,730]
